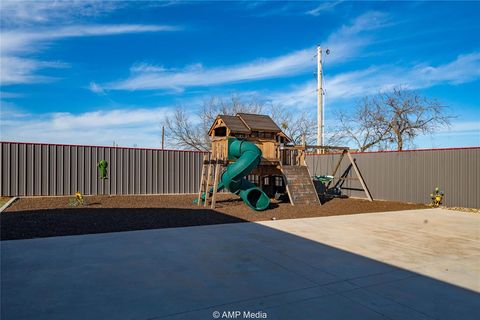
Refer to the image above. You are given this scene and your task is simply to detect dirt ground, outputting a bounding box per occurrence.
[1,194,428,240]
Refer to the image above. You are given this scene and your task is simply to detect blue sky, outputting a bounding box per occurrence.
[1,0,479,149]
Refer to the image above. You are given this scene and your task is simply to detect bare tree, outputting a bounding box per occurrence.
[331,88,453,151]
[329,95,392,151]
[269,104,316,145]
[199,95,264,139]
[383,89,452,150]
[165,95,264,151]
[164,108,208,151]
[165,95,316,150]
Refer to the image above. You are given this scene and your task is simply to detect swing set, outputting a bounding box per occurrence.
[310,146,373,201]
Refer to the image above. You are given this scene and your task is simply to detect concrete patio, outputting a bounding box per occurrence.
[1,208,479,319]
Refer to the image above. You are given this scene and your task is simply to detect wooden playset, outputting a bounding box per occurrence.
[197,113,371,210]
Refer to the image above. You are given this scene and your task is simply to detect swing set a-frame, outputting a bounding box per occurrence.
[309,146,373,202]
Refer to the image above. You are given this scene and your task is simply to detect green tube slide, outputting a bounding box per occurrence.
[199,138,270,211]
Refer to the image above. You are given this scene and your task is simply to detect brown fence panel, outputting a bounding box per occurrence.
[306,147,480,208]
[0,142,206,197]
[2,142,478,208]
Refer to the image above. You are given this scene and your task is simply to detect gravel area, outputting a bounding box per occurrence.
[443,206,480,214]
[1,194,428,240]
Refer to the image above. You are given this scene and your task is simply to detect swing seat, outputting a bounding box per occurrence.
[313,175,334,184]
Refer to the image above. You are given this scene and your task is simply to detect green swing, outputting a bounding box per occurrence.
[312,151,335,184]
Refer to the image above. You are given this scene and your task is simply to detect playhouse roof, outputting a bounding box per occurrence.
[218,115,250,134]
[208,113,290,141]
[236,113,282,133]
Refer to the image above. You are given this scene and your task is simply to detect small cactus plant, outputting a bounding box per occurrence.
[98,160,108,179]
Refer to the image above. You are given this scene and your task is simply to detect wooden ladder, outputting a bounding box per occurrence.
[197,154,223,209]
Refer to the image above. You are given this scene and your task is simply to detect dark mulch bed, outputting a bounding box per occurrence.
[1,194,428,240]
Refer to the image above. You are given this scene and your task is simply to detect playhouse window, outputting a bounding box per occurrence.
[214,127,227,137]
[247,175,259,184]
[263,176,270,186]
[275,176,284,186]
[251,131,259,137]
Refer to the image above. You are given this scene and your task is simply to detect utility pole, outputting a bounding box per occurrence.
[316,45,323,149]
[161,126,165,150]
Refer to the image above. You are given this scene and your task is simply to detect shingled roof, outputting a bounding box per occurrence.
[236,113,282,133]
[217,115,250,133]
[209,113,287,138]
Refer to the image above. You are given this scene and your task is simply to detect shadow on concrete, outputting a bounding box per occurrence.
[1,207,479,320]
[0,207,248,240]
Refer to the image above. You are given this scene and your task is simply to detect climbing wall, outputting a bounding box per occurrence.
[281,165,320,205]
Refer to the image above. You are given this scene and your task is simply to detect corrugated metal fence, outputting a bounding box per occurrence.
[0,142,205,196]
[1,142,479,208]
[305,147,479,208]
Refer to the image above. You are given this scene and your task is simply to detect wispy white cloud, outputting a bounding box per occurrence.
[2,102,476,149]
[0,0,123,26]
[323,11,390,64]
[0,106,176,148]
[326,52,480,99]
[0,56,69,86]
[1,24,178,86]
[437,121,480,135]
[306,0,344,16]
[266,81,316,108]
[240,0,344,18]
[416,120,480,148]
[0,91,24,99]
[269,51,480,108]
[104,49,314,91]
[2,25,179,55]
[0,0,184,27]
[239,1,306,17]
[100,11,389,92]
[1,0,179,86]
[89,82,106,95]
